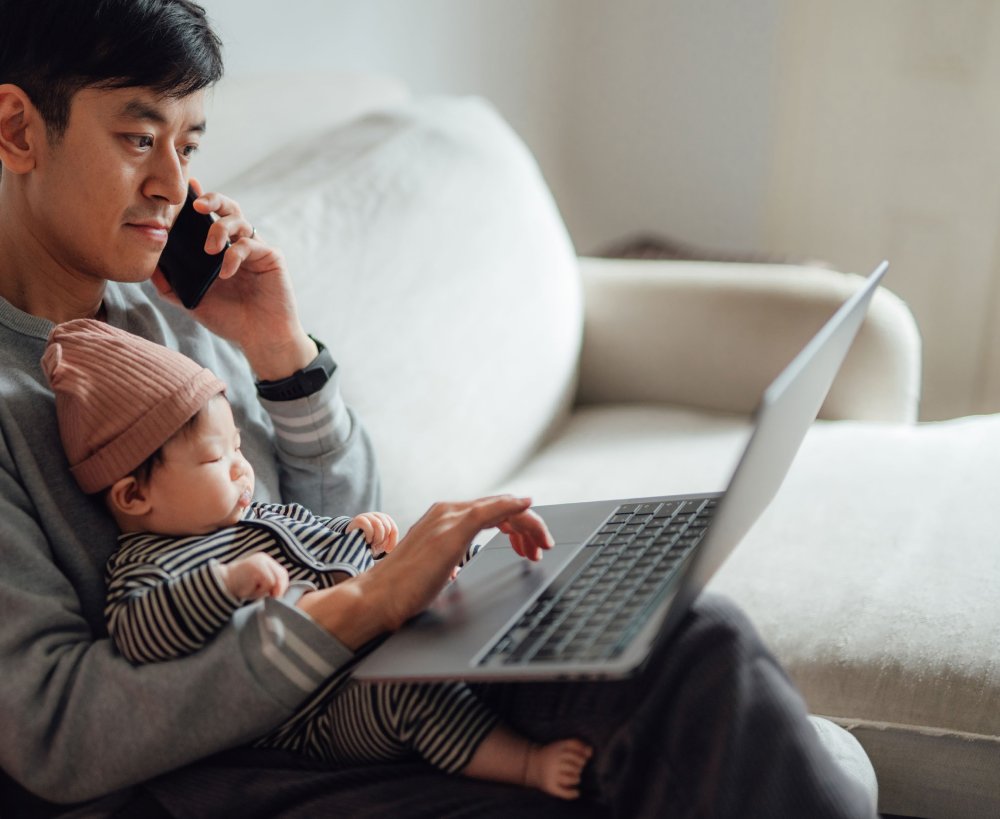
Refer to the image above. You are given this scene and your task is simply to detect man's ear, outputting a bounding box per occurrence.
[0,83,42,174]
[107,476,153,517]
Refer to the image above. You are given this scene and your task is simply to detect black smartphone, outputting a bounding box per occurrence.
[157,186,228,309]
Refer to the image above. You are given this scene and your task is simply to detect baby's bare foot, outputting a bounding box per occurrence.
[524,738,593,799]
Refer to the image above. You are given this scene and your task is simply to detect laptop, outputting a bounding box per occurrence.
[354,261,889,682]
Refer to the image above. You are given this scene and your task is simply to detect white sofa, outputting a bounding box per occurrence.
[199,73,998,819]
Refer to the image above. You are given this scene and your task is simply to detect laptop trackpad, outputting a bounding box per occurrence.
[352,544,580,680]
[433,543,578,618]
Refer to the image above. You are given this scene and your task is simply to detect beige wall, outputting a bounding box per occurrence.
[201,0,1000,420]
[765,1,1000,420]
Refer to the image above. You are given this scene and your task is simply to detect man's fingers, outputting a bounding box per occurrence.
[505,508,554,542]
[188,188,258,262]
[191,189,241,218]
[464,495,534,531]
[405,496,525,544]
[413,496,550,562]
[494,506,553,560]
[206,218,232,255]
[218,238,253,280]
[512,532,543,562]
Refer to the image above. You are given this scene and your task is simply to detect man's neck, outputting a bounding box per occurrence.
[0,204,107,323]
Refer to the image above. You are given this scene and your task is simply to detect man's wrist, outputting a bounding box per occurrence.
[296,576,387,651]
[245,331,318,383]
[255,336,336,402]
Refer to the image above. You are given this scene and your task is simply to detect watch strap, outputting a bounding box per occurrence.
[255,337,336,401]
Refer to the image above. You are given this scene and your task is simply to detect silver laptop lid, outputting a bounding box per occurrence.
[678,260,889,601]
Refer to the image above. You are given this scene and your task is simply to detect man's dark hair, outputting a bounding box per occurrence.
[0,0,224,138]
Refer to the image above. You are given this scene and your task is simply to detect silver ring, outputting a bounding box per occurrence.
[249,224,256,240]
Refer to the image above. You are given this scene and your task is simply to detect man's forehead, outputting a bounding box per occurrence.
[86,86,207,130]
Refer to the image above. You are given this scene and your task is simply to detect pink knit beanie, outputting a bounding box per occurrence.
[41,319,226,493]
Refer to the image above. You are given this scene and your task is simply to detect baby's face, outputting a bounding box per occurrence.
[141,396,255,535]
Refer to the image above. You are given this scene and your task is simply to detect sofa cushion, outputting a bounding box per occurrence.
[224,97,582,527]
[716,414,1000,818]
[493,403,751,503]
[498,408,1000,817]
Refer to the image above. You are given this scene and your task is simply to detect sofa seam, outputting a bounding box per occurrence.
[815,714,1000,743]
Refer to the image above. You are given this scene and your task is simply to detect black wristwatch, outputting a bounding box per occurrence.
[255,336,336,401]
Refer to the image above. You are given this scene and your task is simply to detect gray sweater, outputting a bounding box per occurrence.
[0,281,379,804]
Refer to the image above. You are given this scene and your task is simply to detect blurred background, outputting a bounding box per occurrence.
[200,0,1000,422]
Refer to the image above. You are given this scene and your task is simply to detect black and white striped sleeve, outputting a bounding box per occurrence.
[104,559,241,664]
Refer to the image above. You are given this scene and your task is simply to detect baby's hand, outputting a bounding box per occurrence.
[216,553,289,601]
[347,511,399,556]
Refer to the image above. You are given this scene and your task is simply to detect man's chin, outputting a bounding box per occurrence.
[105,242,163,284]
[104,263,157,285]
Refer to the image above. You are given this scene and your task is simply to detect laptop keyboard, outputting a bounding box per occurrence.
[478,497,717,667]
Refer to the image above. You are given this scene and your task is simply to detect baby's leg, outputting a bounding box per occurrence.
[312,681,591,798]
[311,681,498,772]
[364,680,593,798]
[463,724,592,800]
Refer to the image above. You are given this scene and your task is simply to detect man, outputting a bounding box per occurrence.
[0,2,878,817]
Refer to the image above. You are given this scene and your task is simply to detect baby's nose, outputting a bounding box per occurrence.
[231,455,249,479]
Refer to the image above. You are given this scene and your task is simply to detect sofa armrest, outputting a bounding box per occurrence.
[577,257,922,422]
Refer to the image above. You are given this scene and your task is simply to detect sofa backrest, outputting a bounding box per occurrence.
[221,95,582,527]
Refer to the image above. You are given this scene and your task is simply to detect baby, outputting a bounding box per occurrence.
[42,319,591,799]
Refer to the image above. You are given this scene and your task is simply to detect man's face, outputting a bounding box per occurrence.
[28,86,206,285]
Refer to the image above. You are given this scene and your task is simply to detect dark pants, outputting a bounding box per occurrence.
[136,593,876,819]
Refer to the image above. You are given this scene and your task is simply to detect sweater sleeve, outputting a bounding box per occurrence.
[0,464,354,805]
[257,367,381,517]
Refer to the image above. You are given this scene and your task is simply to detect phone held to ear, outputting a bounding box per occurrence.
[157,186,229,309]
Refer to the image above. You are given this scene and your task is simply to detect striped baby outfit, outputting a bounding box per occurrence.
[105,502,496,773]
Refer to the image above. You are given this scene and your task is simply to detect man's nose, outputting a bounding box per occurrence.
[144,146,187,206]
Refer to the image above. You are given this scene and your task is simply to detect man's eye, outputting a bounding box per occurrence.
[179,143,199,159]
[128,135,154,150]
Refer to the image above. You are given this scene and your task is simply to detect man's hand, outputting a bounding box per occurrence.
[497,511,551,562]
[347,511,399,556]
[297,495,553,650]
[151,179,317,381]
[216,553,289,601]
